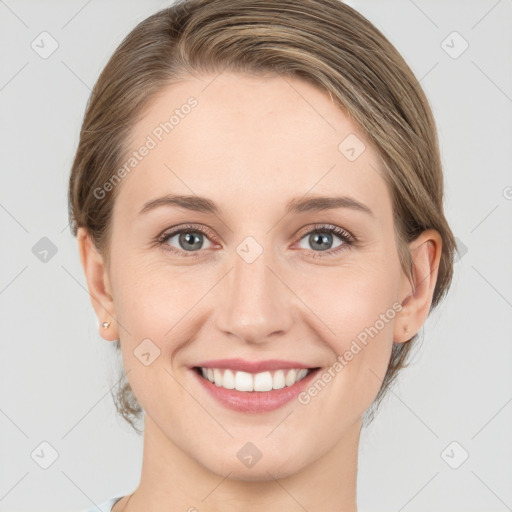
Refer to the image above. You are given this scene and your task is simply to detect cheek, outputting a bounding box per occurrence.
[111,252,199,332]
[294,252,402,395]
[110,265,197,416]
[296,251,401,341]
[109,259,218,378]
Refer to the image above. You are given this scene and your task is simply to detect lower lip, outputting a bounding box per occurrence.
[191,367,321,413]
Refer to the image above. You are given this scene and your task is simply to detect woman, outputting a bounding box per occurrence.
[69,0,456,510]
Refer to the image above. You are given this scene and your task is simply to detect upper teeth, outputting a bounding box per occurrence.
[200,368,310,392]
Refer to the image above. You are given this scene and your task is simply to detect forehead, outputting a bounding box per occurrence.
[114,71,391,221]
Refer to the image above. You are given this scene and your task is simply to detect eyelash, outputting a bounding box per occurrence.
[156,223,355,259]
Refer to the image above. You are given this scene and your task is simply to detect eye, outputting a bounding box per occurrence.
[295,224,354,258]
[158,224,214,258]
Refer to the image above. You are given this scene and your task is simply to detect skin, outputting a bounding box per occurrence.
[78,71,442,512]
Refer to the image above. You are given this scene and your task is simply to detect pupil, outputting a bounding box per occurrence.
[180,231,203,250]
[311,232,331,251]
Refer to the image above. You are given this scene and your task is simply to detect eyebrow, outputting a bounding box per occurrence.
[138,194,374,217]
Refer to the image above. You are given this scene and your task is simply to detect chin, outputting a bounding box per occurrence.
[201,449,307,482]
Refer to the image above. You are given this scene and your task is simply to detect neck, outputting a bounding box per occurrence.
[123,414,361,512]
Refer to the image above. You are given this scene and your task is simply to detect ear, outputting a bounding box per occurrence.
[393,229,443,343]
[77,227,119,341]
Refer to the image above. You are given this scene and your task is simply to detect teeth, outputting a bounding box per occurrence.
[213,369,223,387]
[297,369,308,380]
[273,370,285,390]
[254,371,273,392]
[199,367,311,392]
[285,369,297,386]
[223,369,235,389]
[235,371,254,392]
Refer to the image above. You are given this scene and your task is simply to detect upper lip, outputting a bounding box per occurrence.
[193,358,318,373]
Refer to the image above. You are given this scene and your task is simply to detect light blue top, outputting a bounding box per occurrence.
[84,496,124,512]
[80,495,373,511]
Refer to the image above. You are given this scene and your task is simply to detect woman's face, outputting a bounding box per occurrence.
[94,71,413,479]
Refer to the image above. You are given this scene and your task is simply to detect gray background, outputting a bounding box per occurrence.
[0,1,511,511]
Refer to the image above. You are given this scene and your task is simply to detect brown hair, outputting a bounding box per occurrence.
[68,0,456,433]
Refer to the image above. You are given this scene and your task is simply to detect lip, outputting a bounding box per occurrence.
[191,366,322,413]
[192,358,314,374]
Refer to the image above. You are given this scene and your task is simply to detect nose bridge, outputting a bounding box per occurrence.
[214,238,293,343]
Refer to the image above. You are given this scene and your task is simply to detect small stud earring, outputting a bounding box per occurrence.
[102,320,111,329]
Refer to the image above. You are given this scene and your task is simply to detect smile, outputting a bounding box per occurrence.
[190,360,322,413]
[196,367,313,392]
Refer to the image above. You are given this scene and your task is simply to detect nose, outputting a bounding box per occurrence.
[213,245,295,345]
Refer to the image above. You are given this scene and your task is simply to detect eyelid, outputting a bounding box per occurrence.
[157,223,214,244]
[294,223,354,243]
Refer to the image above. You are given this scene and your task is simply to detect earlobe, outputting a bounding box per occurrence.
[77,227,119,341]
[393,229,442,344]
